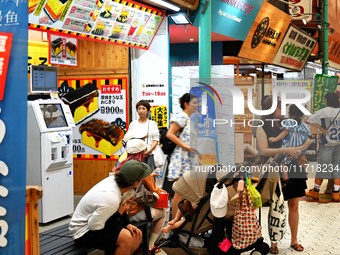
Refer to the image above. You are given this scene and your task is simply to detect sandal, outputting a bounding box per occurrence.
[269,246,279,254]
[290,243,304,252]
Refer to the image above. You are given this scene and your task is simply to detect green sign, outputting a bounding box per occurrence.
[312,74,339,112]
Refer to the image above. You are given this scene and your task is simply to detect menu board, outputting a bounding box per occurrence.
[28,0,165,49]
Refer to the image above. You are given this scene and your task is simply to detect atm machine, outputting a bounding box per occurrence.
[27,99,75,223]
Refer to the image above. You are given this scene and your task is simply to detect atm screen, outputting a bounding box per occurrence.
[39,103,68,128]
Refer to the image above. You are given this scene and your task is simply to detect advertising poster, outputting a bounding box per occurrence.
[0,1,27,253]
[58,77,128,158]
[172,65,235,167]
[139,83,168,128]
[312,74,339,112]
[29,0,164,49]
[272,25,317,71]
[49,34,77,66]
[238,1,291,63]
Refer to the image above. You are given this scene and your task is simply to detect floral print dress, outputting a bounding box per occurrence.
[167,111,198,180]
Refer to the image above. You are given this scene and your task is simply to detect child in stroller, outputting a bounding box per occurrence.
[151,164,274,255]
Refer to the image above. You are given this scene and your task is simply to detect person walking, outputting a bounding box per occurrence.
[306,92,340,202]
[166,93,199,218]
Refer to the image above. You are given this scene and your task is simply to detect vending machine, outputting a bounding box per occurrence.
[27,99,75,223]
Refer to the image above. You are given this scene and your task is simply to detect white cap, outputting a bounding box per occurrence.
[210,183,229,218]
[126,139,147,154]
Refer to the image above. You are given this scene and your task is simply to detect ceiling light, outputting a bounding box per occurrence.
[150,0,180,11]
[168,13,192,25]
[189,38,194,41]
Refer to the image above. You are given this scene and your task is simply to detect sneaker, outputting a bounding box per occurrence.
[305,188,319,200]
[332,190,340,202]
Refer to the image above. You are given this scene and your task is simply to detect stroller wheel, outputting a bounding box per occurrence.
[250,250,263,255]
[250,250,265,255]
[260,242,270,254]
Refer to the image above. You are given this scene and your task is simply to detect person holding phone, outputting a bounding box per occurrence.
[69,160,152,255]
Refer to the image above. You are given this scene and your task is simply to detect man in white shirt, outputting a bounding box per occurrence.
[69,160,152,254]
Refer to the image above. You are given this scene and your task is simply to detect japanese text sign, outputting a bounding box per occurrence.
[312,74,339,112]
[272,25,317,71]
[0,32,13,100]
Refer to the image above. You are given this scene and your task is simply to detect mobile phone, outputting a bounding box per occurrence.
[121,189,135,204]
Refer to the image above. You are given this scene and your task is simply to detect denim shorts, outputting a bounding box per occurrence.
[316,144,340,179]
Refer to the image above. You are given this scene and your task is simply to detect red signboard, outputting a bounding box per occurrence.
[0,32,13,100]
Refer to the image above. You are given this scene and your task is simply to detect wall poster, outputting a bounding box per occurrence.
[58,77,128,159]
[29,0,165,49]
[49,33,78,66]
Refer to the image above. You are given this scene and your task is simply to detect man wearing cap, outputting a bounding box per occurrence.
[69,160,152,255]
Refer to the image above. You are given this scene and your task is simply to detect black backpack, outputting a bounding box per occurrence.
[159,128,178,155]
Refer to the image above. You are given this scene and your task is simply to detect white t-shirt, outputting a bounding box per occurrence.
[69,177,121,239]
[128,119,159,149]
[308,106,340,146]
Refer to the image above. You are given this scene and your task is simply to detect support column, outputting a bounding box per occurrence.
[199,0,211,83]
[322,0,328,74]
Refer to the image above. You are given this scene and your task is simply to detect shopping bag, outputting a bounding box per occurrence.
[153,145,166,168]
[246,177,262,209]
[232,188,262,250]
[154,192,169,209]
[268,181,286,243]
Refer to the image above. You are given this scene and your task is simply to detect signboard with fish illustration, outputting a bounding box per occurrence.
[28,0,165,49]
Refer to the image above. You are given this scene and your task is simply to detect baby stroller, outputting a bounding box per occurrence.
[150,159,282,255]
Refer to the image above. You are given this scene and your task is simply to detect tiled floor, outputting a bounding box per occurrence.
[39,177,340,255]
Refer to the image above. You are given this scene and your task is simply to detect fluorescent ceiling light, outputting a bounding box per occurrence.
[169,13,192,25]
[150,0,180,11]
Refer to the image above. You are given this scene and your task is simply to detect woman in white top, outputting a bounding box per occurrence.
[128,100,160,162]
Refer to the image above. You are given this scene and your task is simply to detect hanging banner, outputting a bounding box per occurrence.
[0,1,28,254]
[272,25,317,71]
[49,33,77,66]
[312,74,339,112]
[29,0,165,50]
[209,0,264,41]
[238,1,291,63]
[58,77,128,158]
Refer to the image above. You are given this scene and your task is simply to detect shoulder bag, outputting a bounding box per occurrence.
[160,119,187,155]
[232,187,262,250]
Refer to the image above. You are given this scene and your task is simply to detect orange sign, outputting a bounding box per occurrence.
[328,31,340,65]
[238,1,291,63]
